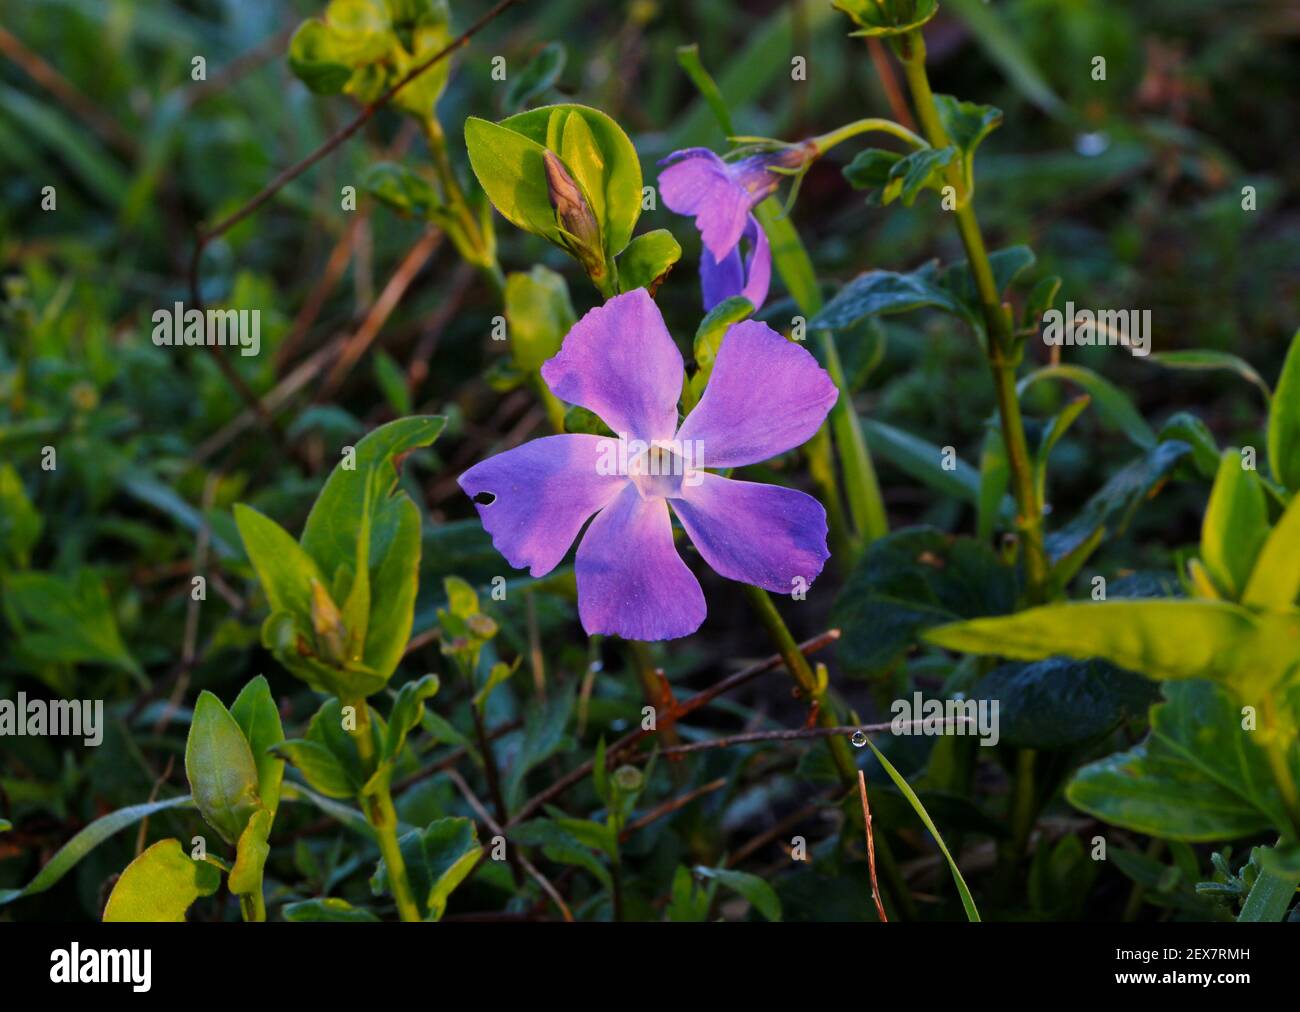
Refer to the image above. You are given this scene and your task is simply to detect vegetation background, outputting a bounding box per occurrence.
[2,0,1298,922]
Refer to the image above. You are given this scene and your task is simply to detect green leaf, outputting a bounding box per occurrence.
[376,817,483,920]
[0,462,42,566]
[688,295,755,404]
[283,897,381,922]
[616,229,682,295]
[504,265,576,373]
[384,673,441,760]
[511,818,612,889]
[230,675,286,817]
[977,423,1011,541]
[833,0,938,37]
[1068,682,1290,841]
[1158,411,1220,478]
[300,416,444,684]
[832,528,1017,679]
[974,658,1159,749]
[360,161,440,218]
[693,866,782,922]
[373,350,413,416]
[810,261,959,332]
[103,839,221,922]
[186,690,263,845]
[861,737,980,921]
[1200,451,1269,600]
[4,571,144,685]
[0,796,194,908]
[942,246,1036,326]
[926,599,1300,695]
[842,148,902,190]
[274,740,356,798]
[501,104,643,255]
[503,42,566,114]
[1269,329,1300,492]
[861,418,996,511]
[1018,364,1156,450]
[882,146,955,207]
[1244,494,1300,609]
[1149,350,1271,405]
[228,807,273,897]
[233,504,326,622]
[1045,440,1190,561]
[933,94,1003,193]
[674,44,735,137]
[1238,853,1300,921]
[505,686,575,810]
[465,116,560,242]
[420,817,484,920]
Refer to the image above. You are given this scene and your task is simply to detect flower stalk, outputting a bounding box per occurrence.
[896,29,1049,601]
[343,695,423,923]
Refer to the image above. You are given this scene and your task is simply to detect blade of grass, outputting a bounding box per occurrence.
[862,736,981,922]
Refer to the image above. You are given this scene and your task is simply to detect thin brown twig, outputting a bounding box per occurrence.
[619,777,727,842]
[276,216,363,370]
[858,770,888,923]
[506,629,841,826]
[319,226,444,396]
[443,768,574,923]
[865,37,917,132]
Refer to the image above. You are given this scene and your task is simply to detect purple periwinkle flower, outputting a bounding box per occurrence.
[658,144,814,255]
[700,213,770,312]
[459,288,837,641]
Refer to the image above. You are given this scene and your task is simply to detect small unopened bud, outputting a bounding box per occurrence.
[543,151,605,281]
[309,579,347,662]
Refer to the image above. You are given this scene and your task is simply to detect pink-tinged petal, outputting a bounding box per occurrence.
[576,482,705,640]
[675,319,837,468]
[541,289,683,444]
[672,473,829,593]
[459,435,626,578]
[658,149,750,261]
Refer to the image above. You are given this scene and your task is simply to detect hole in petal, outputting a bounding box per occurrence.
[473,491,497,506]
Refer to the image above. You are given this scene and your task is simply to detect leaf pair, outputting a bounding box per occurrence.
[465,104,679,295]
[104,676,285,921]
[234,417,444,698]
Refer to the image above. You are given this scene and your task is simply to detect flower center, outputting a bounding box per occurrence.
[630,443,689,500]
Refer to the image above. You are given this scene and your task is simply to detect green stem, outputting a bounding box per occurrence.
[898,30,1048,600]
[345,696,422,922]
[741,585,856,784]
[810,116,928,154]
[238,889,266,923]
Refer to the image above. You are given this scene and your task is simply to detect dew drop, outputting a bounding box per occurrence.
[850,730,868,748]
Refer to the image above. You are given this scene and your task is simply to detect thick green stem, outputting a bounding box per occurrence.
[345,696,422,922]
[238,889,266,923]
[741,585,857,784]
[898,30,1048,600]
